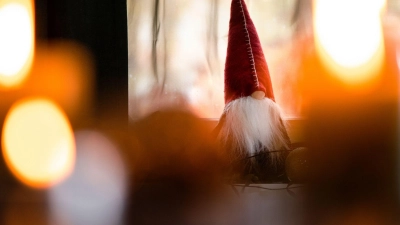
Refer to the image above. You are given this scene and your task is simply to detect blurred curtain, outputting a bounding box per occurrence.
[127,0,307,120]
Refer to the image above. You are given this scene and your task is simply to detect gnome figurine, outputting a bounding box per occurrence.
[215,0,291,179]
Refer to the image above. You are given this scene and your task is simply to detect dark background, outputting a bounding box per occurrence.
[35,0,128,123]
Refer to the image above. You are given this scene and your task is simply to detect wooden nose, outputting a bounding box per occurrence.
[251,91,265,100]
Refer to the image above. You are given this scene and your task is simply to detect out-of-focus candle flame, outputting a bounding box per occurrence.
[1,98,75,189]
[0,0,34,88]
[313,0,386,85]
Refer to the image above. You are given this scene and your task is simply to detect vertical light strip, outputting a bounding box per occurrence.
[0,0,34,88]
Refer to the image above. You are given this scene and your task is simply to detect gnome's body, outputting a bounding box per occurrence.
[215,0,290,181]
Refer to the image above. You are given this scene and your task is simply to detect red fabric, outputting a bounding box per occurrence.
[224,0,274,104]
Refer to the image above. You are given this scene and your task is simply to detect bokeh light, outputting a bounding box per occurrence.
[2,98,75,188]
[0,0,34,88]
[49,130,127,225]
[26,42,95,122]
[397,47,400,73]
[313,0,386,84]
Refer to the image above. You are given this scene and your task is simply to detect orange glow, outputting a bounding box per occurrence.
[313,0,386,85]
[0,0,34,88]
[0,42,94,124]
[26,42,94,122]
[2,98,75,188]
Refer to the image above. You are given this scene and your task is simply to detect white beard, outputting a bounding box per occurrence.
[216,96,290,165]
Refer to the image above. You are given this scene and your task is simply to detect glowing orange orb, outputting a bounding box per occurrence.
[0,0,34,88]
[2,98,75,188]
[313,0,386,85]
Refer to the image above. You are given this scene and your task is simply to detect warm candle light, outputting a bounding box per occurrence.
[0,42,95,126]
[0,0,34,88]
[313,0,386,85]
[1,98,75,188]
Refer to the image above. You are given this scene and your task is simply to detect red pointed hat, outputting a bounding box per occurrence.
[224,0,274,104]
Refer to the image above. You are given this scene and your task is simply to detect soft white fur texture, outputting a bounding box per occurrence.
[218,96,289,163]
